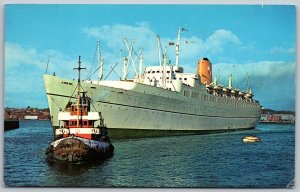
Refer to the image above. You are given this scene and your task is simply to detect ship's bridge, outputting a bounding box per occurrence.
[140,65,199,92]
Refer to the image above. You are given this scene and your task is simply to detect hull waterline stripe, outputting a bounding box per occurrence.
[46,92,260,119]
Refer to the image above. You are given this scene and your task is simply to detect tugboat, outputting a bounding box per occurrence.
[46,56,114,163]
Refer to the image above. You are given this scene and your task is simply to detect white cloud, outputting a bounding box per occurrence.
[82,24,242,77]
[5,24,295,110]
[82,23,159,79]
[82,23,157,51]
[4,42,78,107]
[5,42,77,77]
[240,42,257,52]
[270,47,295,55]
[81,24,296,110]
[5,42,42,68]
[204,29,241,54]
[175,29,241,65]
[212,61,295,110]
[213,61,295,81]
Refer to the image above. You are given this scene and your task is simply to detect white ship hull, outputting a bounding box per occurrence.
[44,74,261,139]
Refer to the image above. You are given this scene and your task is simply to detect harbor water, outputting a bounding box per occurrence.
[4,120,295,188]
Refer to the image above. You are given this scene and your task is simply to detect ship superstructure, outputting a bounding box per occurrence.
[44,28,261,139]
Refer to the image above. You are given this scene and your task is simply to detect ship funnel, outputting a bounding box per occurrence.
[197,58,212,85]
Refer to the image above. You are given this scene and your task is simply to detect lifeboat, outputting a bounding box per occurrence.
[243,135,261,143]
[206,84,213,90]
[212,85,220,95]
[238,91,245,96]
[245,92,253,99]
[213,85,220,90]
[221,87,228,97]
[231,89,237,95]
[245,88,254,99]
[238,91,245,100]
[206,84,213,89]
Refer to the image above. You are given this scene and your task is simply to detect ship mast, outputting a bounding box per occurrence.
[123,38,142,80]
[138,51,143,82]
[228,74,232,89]
[74,56,86,127]
[157,35,163,67]
[123,56,128,80]
[246,73,252,94]
[157,35,165,87]
[175,27,181,67]
[214,68,219,85]
[163,47,167,89]
[231,64,235,88]
[98,40,104,81]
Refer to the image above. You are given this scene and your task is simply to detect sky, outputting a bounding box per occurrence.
[4,4,296,111]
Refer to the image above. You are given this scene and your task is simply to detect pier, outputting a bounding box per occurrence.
[4,120,19,131]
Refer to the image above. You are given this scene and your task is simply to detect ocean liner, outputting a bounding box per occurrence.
[44,28,261,139]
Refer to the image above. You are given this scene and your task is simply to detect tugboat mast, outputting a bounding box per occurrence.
[73,56,86,127]
[74,56,86,96]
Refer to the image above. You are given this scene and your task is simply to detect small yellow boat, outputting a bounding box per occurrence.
[243,135,261,143]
